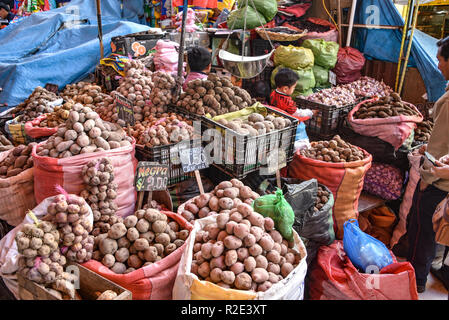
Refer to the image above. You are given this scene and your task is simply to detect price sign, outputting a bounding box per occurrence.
[329,70,337,86]
[134,162,169,192]
[179,146,209,173]
[115,93,135,126]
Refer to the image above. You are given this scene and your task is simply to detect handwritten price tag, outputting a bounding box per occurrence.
[134,162,169,192]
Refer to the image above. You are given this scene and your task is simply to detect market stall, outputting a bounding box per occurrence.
[1,0,448,302]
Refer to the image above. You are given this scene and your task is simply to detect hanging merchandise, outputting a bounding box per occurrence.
[237,0,277,22]
[308,241,419,300]
[333,47,366,85]
[343,219,394,272]
[175,8,199,33]
[226,5,267,30]
[172,0,218,9]
[302,39,339,70]
[273,45,314,70]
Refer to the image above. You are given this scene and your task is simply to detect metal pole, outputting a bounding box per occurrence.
[398,0,419,95]
[337,0,342,47]
[175,0,189,98]
[395,0,412,92]
[346,0,357,47]
[96,0,104,60]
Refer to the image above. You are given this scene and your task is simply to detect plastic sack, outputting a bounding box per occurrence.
[302,39,339,69]
[288,147,372,239]
[308,241,418,300]
[237,0,277,21]
[343,219,394,272]
[347,99,423,150]
[24,114,58,139]
[312,64,329,87]
[226,6,267,30]
[274,45,314,70]
[0,149,36,226]
[359,206,397,246]
[31,139,137,218]
[363,163,404,201]
[390,148,422,248]
[83,211,192,300]
[172,215,308,300]
[333,47,366,85]
[0,194,94,299]
[271,65,315,98]
[252,188,295,241]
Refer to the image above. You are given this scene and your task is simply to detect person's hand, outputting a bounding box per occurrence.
[430,161,449,180]
[419,144,427,155]
[439,154,449,165]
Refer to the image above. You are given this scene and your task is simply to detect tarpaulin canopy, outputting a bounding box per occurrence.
[0,0,150,109]
[354,0,447,102]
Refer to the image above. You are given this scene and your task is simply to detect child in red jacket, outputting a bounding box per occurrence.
[270,68,299,115]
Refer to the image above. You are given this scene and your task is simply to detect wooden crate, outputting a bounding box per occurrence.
[17,263,132,300]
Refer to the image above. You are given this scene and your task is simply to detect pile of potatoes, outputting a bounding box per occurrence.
[314,186,330,212]
[132,113,196,148]
[61,82,111,110]
[43,193,94,264]
[80,158,119,237]
[191,203,302,291]
[300,135,367,163]
[217,112,292,137]
[33,101,73,128]
[149,71,176,113]
[16,221,65,285]
[354,93,421,119]
[93,208,190,274]
[13,87,60,123]
[180,179,260,222]
[0,143,36,178]
[176,74,253,117]
[0,134,13,152]
[414,120,433,143]
[36,104,133,158]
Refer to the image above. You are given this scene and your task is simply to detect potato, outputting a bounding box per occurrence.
[198,261,211,278]
[225,250,238,267]
[247,212,265,229]
[111,262,127,274]
[194,193,211,209]
[210,256,226,270]
[108,223,127,240]
[218,197,234,210]
[178,230,189,241]
[264,217,275,231]
[244,256,256,273]
[216,213,230,230]
[217,181,233,189]
[281,262,294,278]
[229,212,243,224]
[155,233,170,247]
[223,187,239,199]
[251,268,269,284]
[239,186,253,199]
[211,241,225,258]
[269,230,283,244]
[208,196,219,212]
[134,238,150,251]
[99,238,118,255]
[236,203,253,218]
[124,215,138,228]
[250,227,264,242]
[204,224,220,240]
[243,234,256,247]
[233,223,250,240]
[257,281,272,292]
[136,219,150,233]
[255,255,268,269]
[225,221,238,235]
[223,235,242,250]
[230,179,244,189]
[259,234,275,251]
[217,230,228,242]
[117,237,131,249]
[151,220,167,234]
[220,271,235,285]
[268,271,279,283]
[235,272,252,290]
[280,244,288,256]
[185,202,199,215]
[102,254,115,268]
[201,243,213,260]
[267,262,280,275]
[285,252,295,265]
[128,255,143,269]
[144,247,158,262]
[249,244,263,257]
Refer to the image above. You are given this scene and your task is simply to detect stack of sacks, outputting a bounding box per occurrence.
[271,45,316,98]
[153,40,186,76]
[175,8,199,33]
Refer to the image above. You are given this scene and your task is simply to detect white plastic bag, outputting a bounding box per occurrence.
[0,195,94,298]
[172,215,308,300]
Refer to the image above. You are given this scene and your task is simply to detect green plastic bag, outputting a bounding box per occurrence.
[313,64,330,87]
[252,188,295,241]
[226,6,267,30]
[271,65,316,96]
[237,0,278,22]
[292,88,314,99]
[274,45,314,70]
[302,39,340,69]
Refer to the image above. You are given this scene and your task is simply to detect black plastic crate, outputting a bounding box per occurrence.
[201,106,298,179]
[241,66,274,97]
[251,39,299,57]
[111,31,165,59]
[95,65,121,92]
[296,96,366,141]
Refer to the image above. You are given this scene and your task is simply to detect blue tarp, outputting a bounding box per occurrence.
[354,0,447,102]
[0,0,150,109]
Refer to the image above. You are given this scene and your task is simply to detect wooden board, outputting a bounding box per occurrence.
[17,263,132,300]
[358,192,385,214]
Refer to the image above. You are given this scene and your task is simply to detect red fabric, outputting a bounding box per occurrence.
[309,241,419,300]
[172,0,218,8]
[31,139,138,218]
[278,3,311,18]
[251,20,276,40]
[270,90,296,115]
[298,18,338,45]
[83,211,193,300]
[333,47,366,84]
[24,114,58,139]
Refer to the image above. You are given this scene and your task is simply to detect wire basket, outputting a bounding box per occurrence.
[256,27,307,42]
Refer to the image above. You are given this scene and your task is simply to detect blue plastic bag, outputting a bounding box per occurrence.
[295,122,308,141]
[343,219,394,273]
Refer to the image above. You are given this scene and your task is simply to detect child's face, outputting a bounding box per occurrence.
[279,84,296,96]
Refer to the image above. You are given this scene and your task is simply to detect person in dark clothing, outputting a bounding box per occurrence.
[0,3,14,23]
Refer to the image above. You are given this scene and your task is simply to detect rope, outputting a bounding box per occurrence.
[323,0,339,31]
[249,0,274,50]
